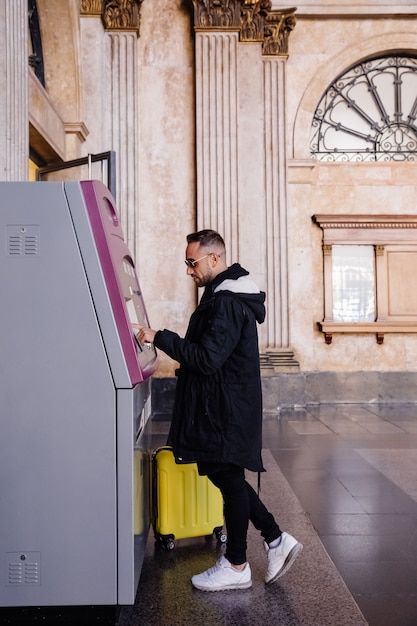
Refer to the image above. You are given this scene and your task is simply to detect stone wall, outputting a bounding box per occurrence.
[5,0,417,395]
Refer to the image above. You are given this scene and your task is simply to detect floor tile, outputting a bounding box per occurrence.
[358,596,417,626]
[273,403,417,626]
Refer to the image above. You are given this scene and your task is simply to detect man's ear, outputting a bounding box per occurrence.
[211,252,222,268]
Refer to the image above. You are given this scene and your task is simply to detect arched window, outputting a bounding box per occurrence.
[310,55,417,162]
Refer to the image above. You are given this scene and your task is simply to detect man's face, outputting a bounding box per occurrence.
[185,242,215,287]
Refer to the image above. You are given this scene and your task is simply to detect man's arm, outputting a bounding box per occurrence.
[141,295,245,375]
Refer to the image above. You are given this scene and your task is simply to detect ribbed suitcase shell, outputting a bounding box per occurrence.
[153,447,224,547]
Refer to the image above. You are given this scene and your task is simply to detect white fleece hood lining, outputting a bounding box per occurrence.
[214,275,260,295]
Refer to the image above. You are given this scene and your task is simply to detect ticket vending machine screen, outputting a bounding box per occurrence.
[121,255,156,372]
[79,181,157,385]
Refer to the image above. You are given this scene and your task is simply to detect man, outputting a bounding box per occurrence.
[136,229,302,591]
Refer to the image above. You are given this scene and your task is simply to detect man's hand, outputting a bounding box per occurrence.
[132,325,157,345]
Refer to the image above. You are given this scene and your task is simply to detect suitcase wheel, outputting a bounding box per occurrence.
[214,527,227,544]
[163,538,175,550]
[155,533,175,550]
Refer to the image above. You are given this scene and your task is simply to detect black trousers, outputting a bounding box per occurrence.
[206,464,281,566]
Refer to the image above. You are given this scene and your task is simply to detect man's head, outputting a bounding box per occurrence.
[185,229,227,287]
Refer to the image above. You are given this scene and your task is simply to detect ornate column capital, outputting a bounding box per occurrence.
[102,0,143,34]
[190,2,296,53]
[262,8,296,57]
[192,0,242,29]
[240,0,271,42]
[80,0,143,35]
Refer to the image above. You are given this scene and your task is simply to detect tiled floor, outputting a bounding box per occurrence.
[2,404,417,625]
[265,403,417,626]
[119,446,366,626]
[121,403,417,626]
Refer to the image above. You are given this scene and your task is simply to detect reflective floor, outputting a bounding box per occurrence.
[120,403,417,626]
[267,403,417,626]
[2,404,417,625]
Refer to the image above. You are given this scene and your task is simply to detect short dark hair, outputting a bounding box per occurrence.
[186,229,225,251]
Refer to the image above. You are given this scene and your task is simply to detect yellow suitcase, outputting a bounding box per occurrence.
[152,447,226,550]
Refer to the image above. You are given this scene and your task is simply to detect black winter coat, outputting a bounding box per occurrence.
[154,263,266,473]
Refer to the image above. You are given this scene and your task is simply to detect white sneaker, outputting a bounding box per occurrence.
[191,555,252,591]
[264,532,303,584]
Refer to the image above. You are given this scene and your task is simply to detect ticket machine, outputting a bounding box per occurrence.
[0,181,157,607]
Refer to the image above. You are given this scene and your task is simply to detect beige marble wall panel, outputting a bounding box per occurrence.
[74,4,417,378]
[79,17,108,154]
[312,333,417,372]
[38,1,81,121]
[287,173,321,368]
[404,335,417,370]
[276,1,416,16]
[237,42,268,346]
[80,15,138,236]
[236,43,265,279]
[79,1,195,377]
[29,71,66,159]
[38,0,85,159]
[137,0,196,376]
[288,163,417,372]
[283,14,417,373]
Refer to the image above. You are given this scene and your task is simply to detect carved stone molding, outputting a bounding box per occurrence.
[191,2,296,53]
[192,0,242,30]
[315,213,417,344]
[240,0,271,42]
[80,0,103,16]
[260,350,300,373]
[102,0,143,34]
[80,0,143,35]
[64,122,89,142]
[313,215,417,230]
[262,8,296,56]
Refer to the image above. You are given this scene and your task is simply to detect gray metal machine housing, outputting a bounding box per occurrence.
[0,181,155,607]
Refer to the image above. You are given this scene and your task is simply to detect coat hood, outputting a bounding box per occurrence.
[204,263,266,324]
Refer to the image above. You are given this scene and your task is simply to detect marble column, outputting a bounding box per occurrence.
[195,31,239,261]
[192,0,242,260]
[0,0,28,180]
[105,31,140,261]
[261,9,299,370]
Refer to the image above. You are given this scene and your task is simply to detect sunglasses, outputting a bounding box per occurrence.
[184,252,221,268]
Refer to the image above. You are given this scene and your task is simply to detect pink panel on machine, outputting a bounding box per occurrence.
[81,180,157,385]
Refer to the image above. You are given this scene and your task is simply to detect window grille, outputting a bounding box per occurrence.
[310,56,417,162]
